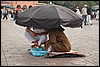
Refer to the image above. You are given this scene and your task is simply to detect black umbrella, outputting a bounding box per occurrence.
[15,4,83,29]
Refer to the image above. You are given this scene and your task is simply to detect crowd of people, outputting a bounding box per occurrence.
[71,4,99,25]
[1,5,33,21]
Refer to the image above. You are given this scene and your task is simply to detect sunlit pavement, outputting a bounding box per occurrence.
[1,17,99,66]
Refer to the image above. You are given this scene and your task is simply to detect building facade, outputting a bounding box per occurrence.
[1,1,38,8]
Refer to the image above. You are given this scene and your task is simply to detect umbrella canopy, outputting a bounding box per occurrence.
[15,4,83,29]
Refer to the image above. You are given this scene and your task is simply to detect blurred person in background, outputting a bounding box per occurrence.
[96,9,99,20]
[2,7,8,20]
[81,5,88,25]
[87,5,92,25]
[75,6,81,16]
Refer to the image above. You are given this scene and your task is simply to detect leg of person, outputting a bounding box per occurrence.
[88,15,92,25]
[84,15,87,25]
[24,31,35,43]
[5,15,8,20]
[13,14,15,20]
[82,15,86,25]
[96,14,99,20]
[2,14,4,19]
[3,14,6,19]
[24,31,38,47]
[38,35,47,47]
[87,15,89,25]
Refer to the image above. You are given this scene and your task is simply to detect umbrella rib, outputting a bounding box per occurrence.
[52,6,61,20]
[55,5,80,21]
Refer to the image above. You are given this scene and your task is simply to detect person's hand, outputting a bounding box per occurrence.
[30,32,37,36]
[25,28,37,36]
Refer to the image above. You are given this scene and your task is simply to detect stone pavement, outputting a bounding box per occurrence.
[1,17,99,66]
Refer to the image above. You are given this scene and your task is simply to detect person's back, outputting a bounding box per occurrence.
[44,26,71,52]
[87,5,92,15]
[82,7,87,15]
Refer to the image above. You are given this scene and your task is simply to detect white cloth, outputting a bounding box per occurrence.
[87,15,92,24]
[24,31,47,46]
[1,9,5,14]
[96,10,99,20]
[82,7,87,15]
[76,8,81,16]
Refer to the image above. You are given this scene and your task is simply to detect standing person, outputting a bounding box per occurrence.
[76,6,81,16]
[96,9,99,20]
[14,5,22,21]
[24,27,48,48]
[22,5,27,12]
[9,10,13,18]
[12,10,16,21]
[87,5,92,25]
[81,5,88,25]
[44,26,71,52]
[2,7,8,20]
[16,5,22,15]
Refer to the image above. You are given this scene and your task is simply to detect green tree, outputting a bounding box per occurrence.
[38,1,99,8]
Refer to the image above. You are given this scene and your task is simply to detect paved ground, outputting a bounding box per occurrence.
[1,17,99,66]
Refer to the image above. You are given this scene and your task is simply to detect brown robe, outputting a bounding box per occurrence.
[44,28,71,52]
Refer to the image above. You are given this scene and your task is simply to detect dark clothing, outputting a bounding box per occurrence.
[44,27,71,52]
[3,14,8,20]
[48,26,65,32]
[82,15,87,25]
[12,11,16,20]
[87,7,92,15]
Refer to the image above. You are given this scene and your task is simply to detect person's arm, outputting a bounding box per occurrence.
[25,27,32,33]
[37,31,48,35]
[25,27,37,36]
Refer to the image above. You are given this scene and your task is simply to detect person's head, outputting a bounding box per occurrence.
[16,5,21,9]
[22,5,27,10]
[84,4,87,8]
[89,5,91,6]
[13,9,16,11]
[28,5,32,9]
[3,7,6,9]
[76,6,79,9]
